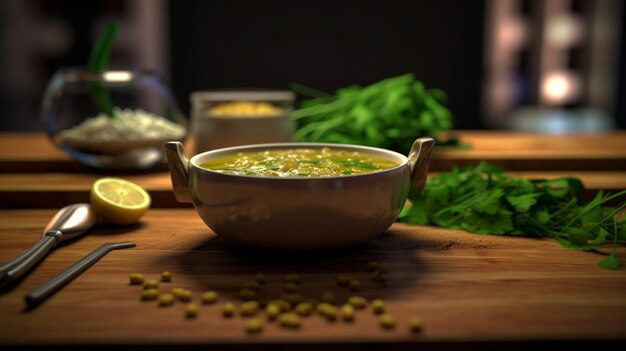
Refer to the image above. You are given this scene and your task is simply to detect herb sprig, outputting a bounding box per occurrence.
[399,162,626,269]
[88,20,119,118]
[291,74,455,155]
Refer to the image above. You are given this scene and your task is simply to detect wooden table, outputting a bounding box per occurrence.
[0,131,625,350]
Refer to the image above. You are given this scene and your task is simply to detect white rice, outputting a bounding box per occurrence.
[57,107,186,154]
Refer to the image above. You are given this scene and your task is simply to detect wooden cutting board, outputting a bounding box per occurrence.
[432,131,626,171]
[1,171,624,209]
[1,209,625,347]
[3,131,626,172]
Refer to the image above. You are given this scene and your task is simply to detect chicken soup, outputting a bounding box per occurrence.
[199,147,399,177]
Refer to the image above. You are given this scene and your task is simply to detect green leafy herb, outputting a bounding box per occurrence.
[291,74,455,154]
[597,217,620,270]
[88,20,119,118]
[334,160,378,169]
[399,162,625,269]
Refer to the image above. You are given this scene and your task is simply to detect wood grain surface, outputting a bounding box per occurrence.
[1,131,625,350]
[432,131,626,170]
[2,131,626,172]
[0,209,625,349]
[0,170,623,209]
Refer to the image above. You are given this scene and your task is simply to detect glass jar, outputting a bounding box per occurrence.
[190,90,295,155]
[41,68,187,169]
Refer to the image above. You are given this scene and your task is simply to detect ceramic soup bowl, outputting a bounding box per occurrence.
[165,138,434,250]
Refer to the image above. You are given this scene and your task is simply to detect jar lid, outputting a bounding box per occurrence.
[191,89,295,104]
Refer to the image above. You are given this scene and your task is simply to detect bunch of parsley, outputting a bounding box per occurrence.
[291,74,454,155]
[399,163,626,269]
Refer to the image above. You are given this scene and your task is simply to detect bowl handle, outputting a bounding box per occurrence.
[407,137,435,192]
[164,142,193,204]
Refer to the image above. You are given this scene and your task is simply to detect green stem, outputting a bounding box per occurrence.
[88,20,119,119]
[561,190,626,233]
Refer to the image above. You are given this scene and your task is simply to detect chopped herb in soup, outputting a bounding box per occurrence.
[199,148,399,177]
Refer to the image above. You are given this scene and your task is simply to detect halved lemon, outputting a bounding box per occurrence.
[90,177,151,225]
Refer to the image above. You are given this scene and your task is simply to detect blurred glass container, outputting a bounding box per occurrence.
[41,67,187,169]
[508,107,615,133]
[190,90,295,155]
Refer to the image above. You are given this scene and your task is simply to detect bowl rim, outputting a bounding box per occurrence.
[188,142,409,180]
[54,67,164,83]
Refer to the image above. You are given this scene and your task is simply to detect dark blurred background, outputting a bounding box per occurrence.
[1,0,624,131]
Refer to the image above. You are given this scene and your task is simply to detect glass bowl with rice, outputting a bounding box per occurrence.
[41,68,187,169]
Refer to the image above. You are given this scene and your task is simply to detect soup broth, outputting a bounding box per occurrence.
[199,147,399,177]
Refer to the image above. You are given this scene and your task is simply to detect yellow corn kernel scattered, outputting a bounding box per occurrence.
[348,279,361,291]
[254,273,266,285]
[270,299,292,312]
[282,282,298,293]
[266,303,281,320]
[367,261,379,271]
[341,304,355,321]
[336,275,351,286]
[246,318,264,333]
[284,274,300,284]
[316,302,338,318]
[316,302,331,315]
[160,271,172,282]
[222,302,235,317]
[143,279,159,290]
[280,293,303,306]
[159,293,175,307]
[185,303,198,318]
[371,270,386,283]
[409,316,424,332]
[347,296,367,309]
[278,313,301,328]
[171,287,185,298]
[243,280,261,291]
[177,289,192,302]
[201,290,218,304]
[379,314,396,329]
[294,302,314,316]
[320,291,335,304]
[240,301,260,316]
[141,288,159,301]
[323,305,338,321]
[238,288,257,301]
[371,299,385,314]
[129,273,145,285]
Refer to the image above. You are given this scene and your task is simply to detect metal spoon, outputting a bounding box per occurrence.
[0,203,98,290]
